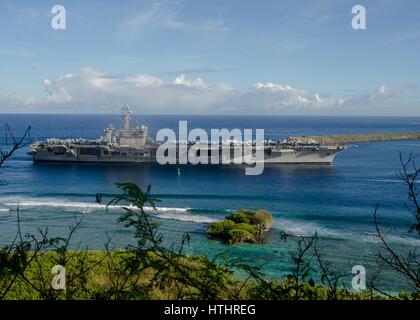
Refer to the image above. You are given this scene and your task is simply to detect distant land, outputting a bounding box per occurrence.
[297,132,420,145]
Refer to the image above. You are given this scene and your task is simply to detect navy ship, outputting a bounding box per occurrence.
[27,106,345,164]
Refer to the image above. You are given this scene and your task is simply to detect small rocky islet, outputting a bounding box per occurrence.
[207,209,273,244]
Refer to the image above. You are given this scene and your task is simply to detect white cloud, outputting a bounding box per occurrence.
[125,75,164,88]
[0,67,416,114]
[173,74,205,87]
[368,84,414,100]
[254,83,303,94]
[115,1,227,39]
[252,82,344,109]
[344,84,417,107]
[120,2,186,31]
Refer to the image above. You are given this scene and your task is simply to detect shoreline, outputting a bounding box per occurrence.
[296,132,420,145]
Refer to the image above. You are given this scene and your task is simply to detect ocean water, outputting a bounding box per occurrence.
[1,114,420,292]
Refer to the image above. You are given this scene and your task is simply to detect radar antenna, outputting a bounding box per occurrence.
[121,104,133,130]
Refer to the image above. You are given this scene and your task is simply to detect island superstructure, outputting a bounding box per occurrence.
[27,106,345,164]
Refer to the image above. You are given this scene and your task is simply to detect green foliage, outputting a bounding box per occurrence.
[398,291,420,300]
[0,181,418,300]
[255,209,273,229]
[299,131,420,145]
[225,225,254,244]
[1,127,419,300]
[246,277,376,300]
[226,209,256,224]
[208,209,272,244]
[207,220,235,235]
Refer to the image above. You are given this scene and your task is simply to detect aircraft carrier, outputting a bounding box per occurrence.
[27,106,345,164]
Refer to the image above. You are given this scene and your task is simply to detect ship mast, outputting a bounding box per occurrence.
[122,105,132,130]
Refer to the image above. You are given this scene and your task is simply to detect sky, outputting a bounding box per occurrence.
[0,0,419,115]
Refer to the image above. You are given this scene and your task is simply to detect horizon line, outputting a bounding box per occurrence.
[1,113,420,118]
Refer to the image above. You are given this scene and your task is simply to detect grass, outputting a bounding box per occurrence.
[2,250,385,300]
[1,183,418,300]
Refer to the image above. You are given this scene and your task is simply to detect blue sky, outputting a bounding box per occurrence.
[0,0,419,115]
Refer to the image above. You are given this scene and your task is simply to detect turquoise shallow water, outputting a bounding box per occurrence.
[0,114,420,292]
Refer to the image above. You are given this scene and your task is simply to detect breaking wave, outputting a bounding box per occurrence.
[1,196,419,246]
[277,217,420,246]
[0,197,216,224]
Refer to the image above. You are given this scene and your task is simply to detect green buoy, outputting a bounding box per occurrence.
[177,167,181,176]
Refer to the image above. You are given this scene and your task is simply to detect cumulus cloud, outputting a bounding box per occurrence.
[173,74,206,87]
[252,82,344,109]
[367,84,414,101]
[342,84,417,108]
[0,67,416,114]
[13,67,231,113]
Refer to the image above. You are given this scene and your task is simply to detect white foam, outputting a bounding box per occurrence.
[5,197,420,244]
[278,218,341,238]
[2,197,186,211]
[155,212,216,224]
[278,217,420,247]
[0,197,213,224]
[361,232,420,246]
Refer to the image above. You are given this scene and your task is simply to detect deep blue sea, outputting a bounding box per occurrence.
[1,114,420,293]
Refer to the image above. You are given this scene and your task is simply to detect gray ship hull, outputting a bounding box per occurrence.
[28,106,345,165]
[30,145,342,164]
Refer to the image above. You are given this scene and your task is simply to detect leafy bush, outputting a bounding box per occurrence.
[225,227,254,244]
[1,129,419,300]
[226,209,255,224]
[255,209,273,229]
[207,220,234,236]
[208,209,272,244]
